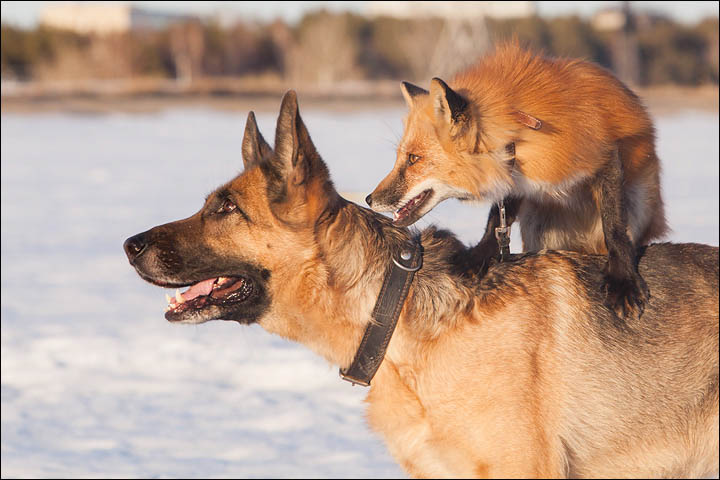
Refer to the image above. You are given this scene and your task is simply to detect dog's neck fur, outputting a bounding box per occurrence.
[267,193,476,371]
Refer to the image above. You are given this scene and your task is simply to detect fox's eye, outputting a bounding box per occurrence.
[217,199,236,214]
[407,153,422,165]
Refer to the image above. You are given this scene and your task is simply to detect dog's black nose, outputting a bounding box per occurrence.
[124,233,147,262]
[365,194,373,207]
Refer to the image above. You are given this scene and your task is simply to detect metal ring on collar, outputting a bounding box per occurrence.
[392,255,422,272]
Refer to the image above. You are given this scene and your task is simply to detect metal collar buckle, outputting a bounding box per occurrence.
[392,249,423,272]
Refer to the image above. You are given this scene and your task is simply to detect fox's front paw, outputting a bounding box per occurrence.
[602,269,650,320]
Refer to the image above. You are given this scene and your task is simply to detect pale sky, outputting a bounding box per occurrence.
[1,1,718,27]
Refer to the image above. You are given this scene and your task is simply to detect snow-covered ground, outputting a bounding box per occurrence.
[1,107,718,478]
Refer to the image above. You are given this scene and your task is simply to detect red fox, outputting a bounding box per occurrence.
[366,43,667,318]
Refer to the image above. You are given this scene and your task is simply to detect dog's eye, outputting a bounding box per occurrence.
[407,153,421,165]
[217,199,236,214]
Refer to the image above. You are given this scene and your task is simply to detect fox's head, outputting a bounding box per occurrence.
[366,79,515,226]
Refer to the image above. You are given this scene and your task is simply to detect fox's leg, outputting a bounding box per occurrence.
[597,147,649,319]
[467,196,523,275]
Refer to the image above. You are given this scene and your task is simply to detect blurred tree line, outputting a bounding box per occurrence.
[1,11,718,86]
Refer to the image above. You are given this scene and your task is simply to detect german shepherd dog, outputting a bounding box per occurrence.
[124,92,719,478]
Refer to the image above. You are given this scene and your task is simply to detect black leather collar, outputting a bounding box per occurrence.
[339,241,423,387]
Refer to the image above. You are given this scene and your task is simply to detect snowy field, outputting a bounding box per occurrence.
[1,106,718,478]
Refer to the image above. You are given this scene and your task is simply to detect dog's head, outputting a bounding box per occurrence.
[124,92,340,325]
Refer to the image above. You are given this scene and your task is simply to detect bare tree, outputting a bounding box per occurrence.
[429,17,491,79]
[169,21,205,86]
[286,13,362,85]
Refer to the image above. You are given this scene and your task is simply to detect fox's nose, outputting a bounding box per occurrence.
[365,194,373,207]
[124,233,148,263]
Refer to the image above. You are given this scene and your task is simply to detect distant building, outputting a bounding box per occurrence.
[39,4,195,35]
[592,9,627,32]
[591,4,642,86]
[367,1,536,20]
[592,7,667,32]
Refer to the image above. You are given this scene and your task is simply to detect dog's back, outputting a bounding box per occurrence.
[463,243,719,477]
[556,243,718,477]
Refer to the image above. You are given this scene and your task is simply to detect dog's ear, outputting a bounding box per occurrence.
[400,81,428,108]
[430,77,477,151]
[242,111,272,169]
[269,91,337,223]
[273,90,326,187]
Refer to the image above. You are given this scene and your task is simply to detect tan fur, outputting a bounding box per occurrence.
[229,157,718,477]
[228,101,715,477]
[370,43,668,253]
[131,95,718,478]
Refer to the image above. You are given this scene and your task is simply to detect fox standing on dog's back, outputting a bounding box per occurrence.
[367,43,667,318]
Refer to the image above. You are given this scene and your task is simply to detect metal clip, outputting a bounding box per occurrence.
[494,200,511,261]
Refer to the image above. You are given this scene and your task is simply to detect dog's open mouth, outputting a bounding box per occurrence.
[165,276,253,322]
[393,189,433,226]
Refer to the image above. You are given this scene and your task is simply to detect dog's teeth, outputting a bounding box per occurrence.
[393,211,399,220]
[165,294,172,304]
[164,306,170,312]
[176,289,185,304]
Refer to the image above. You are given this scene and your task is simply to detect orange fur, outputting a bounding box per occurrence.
[453,44,655,183]
[370,43,667,252]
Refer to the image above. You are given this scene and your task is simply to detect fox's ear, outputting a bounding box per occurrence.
[242,111,272,169]
[430,78,477,150]
[400,81,428,108]
[430,77,469,127]
[273,90,324,187]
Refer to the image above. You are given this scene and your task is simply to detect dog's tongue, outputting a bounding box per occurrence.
[179,278,216,302]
